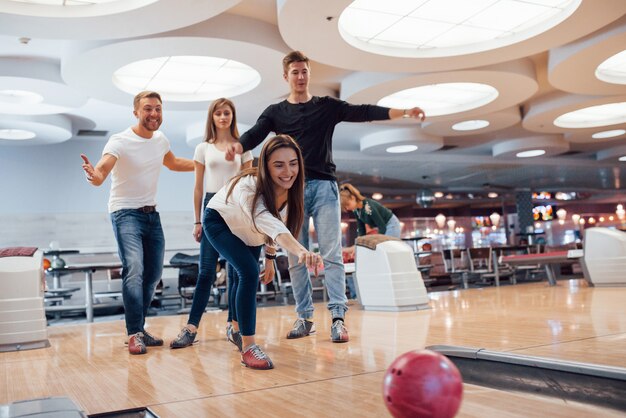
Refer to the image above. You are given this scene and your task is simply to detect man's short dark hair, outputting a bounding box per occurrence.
[133,91,162,110]
[282,51,309,74]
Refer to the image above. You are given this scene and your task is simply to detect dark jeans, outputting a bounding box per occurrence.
[111,209,165,335]
[203,208,261,336]
[187,193,219,327]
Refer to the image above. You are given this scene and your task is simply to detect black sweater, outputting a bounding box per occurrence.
[240,96,390,181]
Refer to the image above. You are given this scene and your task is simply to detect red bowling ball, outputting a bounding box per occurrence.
[383,349,463,418]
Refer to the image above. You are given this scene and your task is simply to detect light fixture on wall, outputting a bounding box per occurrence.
[435,213,446,229]
[571,213,581,225]
[617,204,626,221]
[447,219,456,231]
[489,212,501,228]
[556,208,567,225]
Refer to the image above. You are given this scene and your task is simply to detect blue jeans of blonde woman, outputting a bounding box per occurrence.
[186,193,221,328]
[288,179,348,321]
[111,208,165,335]
[203,208,262,336]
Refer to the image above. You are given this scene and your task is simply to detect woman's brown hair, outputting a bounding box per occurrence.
[227,135,305,238]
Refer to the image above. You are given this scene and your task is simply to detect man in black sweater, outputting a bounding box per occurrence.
[226,51,425,343]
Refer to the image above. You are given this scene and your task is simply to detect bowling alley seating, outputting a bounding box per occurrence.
[354,234,429,311]
[584,227,626,286]
[0,247,49,352]
[467,247,514,286]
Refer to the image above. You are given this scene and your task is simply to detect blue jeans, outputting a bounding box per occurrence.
[187,193,219,327]
[111,209,165,335]
[203,208,261,336]
[288,179,347,320]
[385,214,401,238]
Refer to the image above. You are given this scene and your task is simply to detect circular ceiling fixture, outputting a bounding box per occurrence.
[0,0,239,39]
[592,129,626,139]
[360,128,443,155]
[516,149,546,158]
[493,135,569,158]
[595,49,626,85]
[337,0,581,58]
[0,128,36,140]
[113,56,261,103]
[0,114,73,146]
[386,145,417,154]
[553,102,626,128]
[0,89,43,105]
[279,0,626,73]
[452,119,490,131]
[378,82,499,118]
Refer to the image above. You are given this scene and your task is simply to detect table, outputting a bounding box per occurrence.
[496,250,583,286]
[43,249,80,289]
[401,237,428,253]
[47,261,195,322]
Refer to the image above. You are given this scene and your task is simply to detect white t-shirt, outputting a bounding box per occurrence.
[102,127,170,213]
[193,142,253,193]
[208,175,290,247]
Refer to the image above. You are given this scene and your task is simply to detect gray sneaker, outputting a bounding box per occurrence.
[142,330,164,346]
[170,327,197,349]
[226,323,243,352]
[286,318,315,339]
[331,319,349,343]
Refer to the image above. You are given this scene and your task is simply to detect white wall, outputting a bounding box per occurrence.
[0,137,199,251]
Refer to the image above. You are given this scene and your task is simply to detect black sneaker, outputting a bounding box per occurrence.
[286,319,315,339]
[142,330,164,346]
[226,323,243,352]
[170,327,197,349]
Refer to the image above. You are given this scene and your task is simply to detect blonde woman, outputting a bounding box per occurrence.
[340,183,401,238]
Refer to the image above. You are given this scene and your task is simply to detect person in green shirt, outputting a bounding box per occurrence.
[340,183,401,238]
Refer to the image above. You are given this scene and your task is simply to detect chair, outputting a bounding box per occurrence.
[442,249,470,288]
[467,247,498,285]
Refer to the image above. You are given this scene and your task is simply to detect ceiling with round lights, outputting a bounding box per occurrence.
[0,0,625,210]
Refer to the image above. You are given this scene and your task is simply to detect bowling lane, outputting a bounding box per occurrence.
[149,371,623,418]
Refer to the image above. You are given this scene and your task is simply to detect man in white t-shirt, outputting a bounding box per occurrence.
[80,91,193,355]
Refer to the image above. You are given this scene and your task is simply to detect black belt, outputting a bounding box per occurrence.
[137,205,157,213]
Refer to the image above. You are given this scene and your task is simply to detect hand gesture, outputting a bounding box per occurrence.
[80,154,95,182]
[224,142,243,161]
[192,224,203,243]
[260,259,275,285]
[404,107,426,122]
[298,250,322,277]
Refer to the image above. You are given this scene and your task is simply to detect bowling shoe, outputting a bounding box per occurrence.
[286,318,315,339]
[170,327,197,349]
[226,323,243,352]
[142,330,164,346]
[128,332,147,355]
[331,319,349,343]
[240,344,274,370]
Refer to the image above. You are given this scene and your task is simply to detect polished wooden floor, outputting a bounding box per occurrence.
[2,279,625,417]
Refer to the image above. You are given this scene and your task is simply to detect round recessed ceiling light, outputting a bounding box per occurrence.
[113,56,262,102]
[619,156,626,162]
[386,145,417,154]
[488,192,499,198]
[378,83,498,117]
[338,0,581,58]
[595,49,626,85]
[0,128,36,140]
[0,89,44,105]
[516,149,545,158]
[592,129,626,139]
[553,102,626,128]
[372,192,383,200]
[452,119,490,131]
